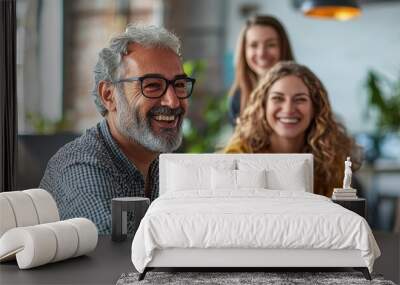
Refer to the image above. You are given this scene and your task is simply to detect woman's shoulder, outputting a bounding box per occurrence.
[223,137,251,153]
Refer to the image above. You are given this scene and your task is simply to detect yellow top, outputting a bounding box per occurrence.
[223,138,251,154]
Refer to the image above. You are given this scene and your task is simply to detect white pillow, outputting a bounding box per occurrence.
[211,168,236,190]
[211,168,267,190]
[237,169,267,189]
[167,160,235,192]
[238,159,308,191]
[267,165,307,191]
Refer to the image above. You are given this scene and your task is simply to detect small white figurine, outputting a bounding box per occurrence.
[342,157,352,189]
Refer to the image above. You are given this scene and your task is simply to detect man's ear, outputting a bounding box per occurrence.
[98,81,117,112]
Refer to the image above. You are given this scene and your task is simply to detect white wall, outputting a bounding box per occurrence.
[226,0,400,133]
[17,0,63,133]
[39,0,63,121]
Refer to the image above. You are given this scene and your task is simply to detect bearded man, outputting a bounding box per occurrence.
[40,24,194,234]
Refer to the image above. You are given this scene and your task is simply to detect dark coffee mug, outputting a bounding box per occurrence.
[111,197,150,242]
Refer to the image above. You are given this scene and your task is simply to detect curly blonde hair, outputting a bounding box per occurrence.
[229,61,362,196]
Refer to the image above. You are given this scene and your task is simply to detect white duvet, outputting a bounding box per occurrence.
[131,190,380,273]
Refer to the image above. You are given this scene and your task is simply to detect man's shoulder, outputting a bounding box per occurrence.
[49,124,111,167]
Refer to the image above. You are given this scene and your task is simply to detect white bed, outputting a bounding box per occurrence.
[131,154,380,280]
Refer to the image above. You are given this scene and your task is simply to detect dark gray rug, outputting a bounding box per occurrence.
[116,271,396,285]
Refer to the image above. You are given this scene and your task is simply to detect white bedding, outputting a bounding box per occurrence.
[131,190,380,273]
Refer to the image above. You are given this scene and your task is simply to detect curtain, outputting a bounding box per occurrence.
[0,0,17,192]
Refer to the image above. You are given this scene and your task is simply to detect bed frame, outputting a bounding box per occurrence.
[138,154,371,280]
[139,248,370,280]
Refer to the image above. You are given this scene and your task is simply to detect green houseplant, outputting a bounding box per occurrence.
[26,112,72,134]
[365,70,400,133]
[364,69,400,161]
[180,60,229,153]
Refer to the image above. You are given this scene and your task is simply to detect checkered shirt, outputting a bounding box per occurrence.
[40,119,159,235]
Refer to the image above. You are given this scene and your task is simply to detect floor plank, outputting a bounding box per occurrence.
[373,231,400,284]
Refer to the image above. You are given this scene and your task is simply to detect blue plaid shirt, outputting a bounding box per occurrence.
[40,120,159,234]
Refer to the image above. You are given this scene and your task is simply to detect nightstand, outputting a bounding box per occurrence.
[332,198,366,219]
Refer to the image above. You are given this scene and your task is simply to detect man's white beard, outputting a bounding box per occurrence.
[114,91,183,153]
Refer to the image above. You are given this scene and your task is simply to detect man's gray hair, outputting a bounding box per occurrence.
[92,24,181,116]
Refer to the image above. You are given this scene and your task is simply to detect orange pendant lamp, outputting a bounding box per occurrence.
[301,0,361,20]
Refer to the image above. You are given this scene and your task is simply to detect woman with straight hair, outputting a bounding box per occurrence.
[228,15,295,126]
[225,61,362,197]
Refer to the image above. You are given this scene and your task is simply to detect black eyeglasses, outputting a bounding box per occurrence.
[112,75,196,99]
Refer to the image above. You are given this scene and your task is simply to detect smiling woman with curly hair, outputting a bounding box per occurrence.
[224,61,362,197]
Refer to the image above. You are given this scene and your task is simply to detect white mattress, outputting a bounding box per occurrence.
[131,190,380,273]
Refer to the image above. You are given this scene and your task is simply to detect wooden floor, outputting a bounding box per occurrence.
[373,231,400,284]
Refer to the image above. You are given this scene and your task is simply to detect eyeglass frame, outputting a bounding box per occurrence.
[111,74,196,99]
